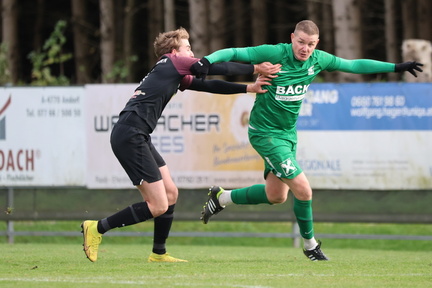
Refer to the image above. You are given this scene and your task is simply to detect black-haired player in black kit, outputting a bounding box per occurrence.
[81,27,281,262]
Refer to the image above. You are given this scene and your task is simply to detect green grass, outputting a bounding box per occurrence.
[1,221,432,287]
[1,243,431,288]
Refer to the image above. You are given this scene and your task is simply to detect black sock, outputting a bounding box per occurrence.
[152,204,175,255]
[97,201,153,234]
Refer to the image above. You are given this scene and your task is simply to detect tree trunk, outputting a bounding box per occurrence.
[251,0,267,45]
[33,0,45,50]
[208,0,225,52]
[232,0,247,48]
[2,0,19,84]
[71,0,92,84]
[384,0,398,81]
[332,0,363,82]
[231,0,248,81]
[307,0,320,24]
[207,0,225,80]
[417,0,432,41]
[401,0,417,40]
[99,0,115,83]
[123,0,135,82]
[148,0,163,64]
[164,0,175,31]
[273,0,288,43]
[188,0,208,58]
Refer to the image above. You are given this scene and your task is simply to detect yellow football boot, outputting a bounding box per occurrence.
[148,253,188,263]
[81,220,102,262]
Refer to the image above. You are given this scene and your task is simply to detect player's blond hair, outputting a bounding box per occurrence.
[154,27,190,58]
[294,20,319,36]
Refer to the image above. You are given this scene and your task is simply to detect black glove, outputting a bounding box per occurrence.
[190,57,210,80]
[395,61,423,77]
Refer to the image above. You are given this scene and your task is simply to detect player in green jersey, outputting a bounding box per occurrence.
[192,20,423,261]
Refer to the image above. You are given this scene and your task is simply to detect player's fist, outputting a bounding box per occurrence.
[190,57,210,80]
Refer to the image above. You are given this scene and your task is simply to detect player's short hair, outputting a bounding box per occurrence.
[294,20,319,36]
[154,27,190,58]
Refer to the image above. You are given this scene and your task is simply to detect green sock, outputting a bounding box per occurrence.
[231,184,271,205]
[293,197,314,239]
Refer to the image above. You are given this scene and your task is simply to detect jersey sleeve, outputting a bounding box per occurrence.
[179,75,193,91]
[205,44,284,65]
[169,54,199,75]
[208,62,254,75]
[188,78,247,94]
[325,55,396,74]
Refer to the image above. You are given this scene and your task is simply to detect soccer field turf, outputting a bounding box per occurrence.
[1,243,431,288]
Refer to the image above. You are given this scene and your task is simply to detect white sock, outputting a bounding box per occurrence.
[218,190,232,206]
[303,237,318,250]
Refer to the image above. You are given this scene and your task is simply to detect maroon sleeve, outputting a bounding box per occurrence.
[167,54,199,76]
[179,75,193,91]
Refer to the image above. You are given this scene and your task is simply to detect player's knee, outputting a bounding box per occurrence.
[149,203,169,217]
[165,185,179,203]
[292,189,312,201]
[151,208,168,218]
[265,184,288,204]
[268,194,287,204]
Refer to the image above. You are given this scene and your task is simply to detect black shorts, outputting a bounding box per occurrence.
[110,122,165,185]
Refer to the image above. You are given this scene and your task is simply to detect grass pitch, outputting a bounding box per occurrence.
[1,243,431,288]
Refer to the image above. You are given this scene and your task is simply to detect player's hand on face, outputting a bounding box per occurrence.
[247,74,272,93]
[254,62,281,78]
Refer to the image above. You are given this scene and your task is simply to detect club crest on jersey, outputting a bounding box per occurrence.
[308,65,315,75]
[280,158,297,176]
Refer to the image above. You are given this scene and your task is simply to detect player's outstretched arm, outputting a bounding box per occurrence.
[192,60,280,80]
[187,75,271,95]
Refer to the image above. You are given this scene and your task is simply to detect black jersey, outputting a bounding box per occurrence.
[118,54,254,135]
[120,54,198,134]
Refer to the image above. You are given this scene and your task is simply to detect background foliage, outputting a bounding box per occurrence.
[1,0,431,85]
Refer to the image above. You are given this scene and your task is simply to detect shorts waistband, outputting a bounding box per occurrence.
[117,111,151,134]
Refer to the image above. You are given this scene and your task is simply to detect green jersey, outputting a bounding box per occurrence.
[206,44,395,140]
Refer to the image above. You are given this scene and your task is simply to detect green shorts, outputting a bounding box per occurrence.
[249,132,302,180]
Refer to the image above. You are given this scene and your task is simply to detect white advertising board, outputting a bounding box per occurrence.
[297,83,432,189]
[297,131,432,189]
[2,83,430,190]
[0,87,86,186]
